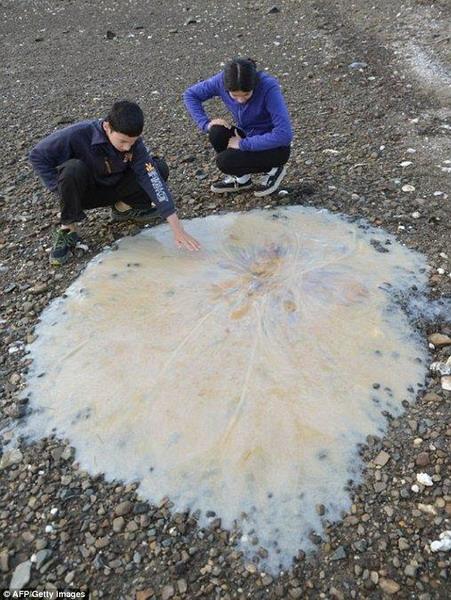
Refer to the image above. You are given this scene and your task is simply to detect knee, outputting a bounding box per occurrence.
[209,125,230,150]
[153,156,169,182]
[58,159,89,181]
[216,150,238,175]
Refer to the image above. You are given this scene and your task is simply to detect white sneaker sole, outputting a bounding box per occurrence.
[253,166,287,197]
[210,182,253,194]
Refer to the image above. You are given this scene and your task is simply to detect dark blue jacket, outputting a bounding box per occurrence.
[29,119,175,219]
[183,71,293,151]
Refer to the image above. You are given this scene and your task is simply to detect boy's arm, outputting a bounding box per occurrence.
[183,73,223,132]
[239,85,293,152]
[132,141,200,251]
[29,130,72,192]
[131,140,176,219]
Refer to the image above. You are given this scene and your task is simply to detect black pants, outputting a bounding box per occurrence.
[208,125,290,177]
[56,158,169,225]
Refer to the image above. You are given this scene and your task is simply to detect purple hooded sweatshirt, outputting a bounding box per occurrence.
[183,71,293,152]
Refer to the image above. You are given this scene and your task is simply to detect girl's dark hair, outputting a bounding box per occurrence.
[224,58,258,92]
[106,100,144,136]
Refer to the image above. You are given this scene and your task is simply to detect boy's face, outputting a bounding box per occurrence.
[103,121,139,152]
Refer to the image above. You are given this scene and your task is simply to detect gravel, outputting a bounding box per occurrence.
[1,0,450,598]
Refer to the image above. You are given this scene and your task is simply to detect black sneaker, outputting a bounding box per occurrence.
[253,166,287,197]
[111,205,160,224]
[50,229,80,266]
[210,176,253,193]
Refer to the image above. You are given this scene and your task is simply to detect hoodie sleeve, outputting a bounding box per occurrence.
[131,140,176,220]
[183,73,223,133]
[239,84,293,152]
[29,129,73,192]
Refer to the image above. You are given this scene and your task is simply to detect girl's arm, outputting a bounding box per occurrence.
[183,73,223,132]
[239,85,293,152]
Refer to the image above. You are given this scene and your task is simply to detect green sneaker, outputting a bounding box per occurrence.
[50,229,80,266]
[111,205,160,224]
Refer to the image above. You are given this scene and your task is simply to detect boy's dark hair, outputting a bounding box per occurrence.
[106,100,144,136]
[224,58,258,92]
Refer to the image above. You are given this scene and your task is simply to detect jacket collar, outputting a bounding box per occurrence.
[91,120,108,146]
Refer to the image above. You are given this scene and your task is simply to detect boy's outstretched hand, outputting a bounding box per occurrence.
[174,228,201,251]
[167,213,201,252]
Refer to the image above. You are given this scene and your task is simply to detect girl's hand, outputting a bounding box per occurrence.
[208,118,230,130]
[227,136,241,150]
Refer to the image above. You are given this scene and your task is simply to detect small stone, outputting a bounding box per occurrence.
[262,574,273,585]
[398,537,409,551]
[105,30,116,40]
[329,546,347,561]
[267,5,280,14]
[112,516,125,532]
[417,472,433,486]
[348,61,368,69]
[9,560,31,590]
[416,452,430,466]
[30,283,48,295]
[423,392,441,403]
[402,184,415,192]
[177,579,187,594]
[161,585,175,600]
[115,501,132,516]
[0,449,23,470]
[379,578,400,595]
[0,550,9,572]
[316,504,325,516]
[405,564,418,577]
[428,333,451,347]
[329,587,344,600]
[35,549,52,570]
[373,450,390,467]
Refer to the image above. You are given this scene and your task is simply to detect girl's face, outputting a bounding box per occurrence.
[229,90,253,104]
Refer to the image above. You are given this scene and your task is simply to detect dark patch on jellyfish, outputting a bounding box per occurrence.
[391,351,400,359]
[71,406,91,425]
[148,467,154,473]
[372,383,380,389]
[407,385,415,393]
[111,273,118,278]
[374,350,382,356]
[371,396,380,405]
[317,450,329,461]
[370,239,390,253]
[267,492,273,499]
[37,372,46,378]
